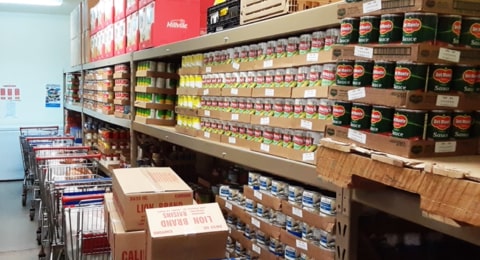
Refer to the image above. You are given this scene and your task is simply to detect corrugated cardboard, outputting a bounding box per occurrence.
[104,193,146,260]
[145,203,228,260]
[281,200,335,233]
[112,167,193,231]
[280,229,334,260]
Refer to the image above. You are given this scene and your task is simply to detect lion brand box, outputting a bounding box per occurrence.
[112,167,193,231]
[104,193,146,260]
[138,0,201,50]
[114,0,126,21]
[114,18,126,55]
[145,203,228,260]
[126,11,139,52]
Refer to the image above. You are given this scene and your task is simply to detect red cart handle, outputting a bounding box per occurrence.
[33,146,91,152]
[20,126,59,131]
[36,153,102,161]
[25,136,74,142]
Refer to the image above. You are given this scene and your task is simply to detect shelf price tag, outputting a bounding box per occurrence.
[438,48,461,63]
[363,0,382,13]
[254,190,263,200]
[225,201,233,210]
[354,46,374,59]
[205,66,212,73]
[348,129,367,144]
[204,132,211,138]
[252,244,261,254]
[204,110,211,117]
[231,88,239,95]
[436,95,459,107]
[348,87,366,100]
[296,240,308,250]
[260,143,270,152]
[232,62,240,70]
[231,113,239,120]
[435,141,457,153]
[228,226,232,233]
[304,89,317,98]
[251,217,261,228]
[302,152,315,161]
[228,137,236,144]
[265,89,275,96]
[263,60,273,68]
[203,89,209,95]
[292,207,303,218]
[306,53,319,62]
[300,120,313,130]
[260,117,270,125]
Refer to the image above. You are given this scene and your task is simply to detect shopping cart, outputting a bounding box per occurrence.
[35,152,110,260]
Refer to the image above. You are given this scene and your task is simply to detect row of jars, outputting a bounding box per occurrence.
[200,118,321,152]
[135,93,176,104]
[201,97,333,120]
[181,28,341,68]
[135,108,175,120]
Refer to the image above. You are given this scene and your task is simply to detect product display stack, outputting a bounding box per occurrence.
[113,63,131,119]
[83,67,115,115]
[318,0,480,231]
[104,167,228,260]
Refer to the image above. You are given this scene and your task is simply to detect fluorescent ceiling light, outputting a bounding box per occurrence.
[0,0,63,6]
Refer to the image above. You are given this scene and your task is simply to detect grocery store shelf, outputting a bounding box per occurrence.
[96,160,113,177]
[64,103,82,113]
[83,108,131,128]
[133,2,340,61]
[65,65,82,73]
[353,189,480,246]
[132,121,336,192]
[83,53,132,70]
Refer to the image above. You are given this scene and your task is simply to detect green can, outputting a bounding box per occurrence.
[332,101,352,126]
[452,65,476,93]
[336,60,355,86]
[358,16,381,44]
[379,14,404,44]
[402,12,438,44]
[436,15,462,46]
[372,60,395,89]
[350,103,372,130]
[451,110,473,139]
[460,17,480,48]
[392,109,427,140]
[352,60,374,87]
[427,64,453,93]
[427,110,452,140]
[473,110,480,137]
[393,62,428,91]
[370,105,394,134]
[339,18,359,45]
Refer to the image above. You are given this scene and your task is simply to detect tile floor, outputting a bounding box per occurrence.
[0,180,40,259]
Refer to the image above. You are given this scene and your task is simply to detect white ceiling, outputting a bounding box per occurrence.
[0,0,81,15]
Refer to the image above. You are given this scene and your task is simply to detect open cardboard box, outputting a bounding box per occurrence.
[281,200,335,233]
[244,185,282,211]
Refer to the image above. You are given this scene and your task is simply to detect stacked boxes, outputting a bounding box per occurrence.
[113,64,131,119]
[83,67,115,114]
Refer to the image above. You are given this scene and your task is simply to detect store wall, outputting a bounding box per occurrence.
[0,12,69,180]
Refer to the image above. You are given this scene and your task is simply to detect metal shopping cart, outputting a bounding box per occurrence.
[35,152,111,260]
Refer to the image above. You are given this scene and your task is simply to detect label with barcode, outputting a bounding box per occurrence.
[306,53,319,62]
[204,110,211,117]
[228,137,236,144]
[300,120,313,130]
[260,117,270,125]
[231,88,239,95]
[348,87,366,100]
[231,114,239,120]
[225,202,233,210]
[203,89,209,95]
[232,62,240,70]
[254,190,263,200]
[205,67,212,73]
[292,207,303,218]
[304,89,317,98]
[354,46,374,59]
[251,217,261,228]
[438,48,461,63]
[263,60,273,68]
[252,244,261,254]
[296,240,308,250]
[265,89,275,96]
[203,132,210,138]
[436,95,459,108]
[260,143,270,152]
[348,128,367,144]
[363,0,382,13]
[302,152,315,161]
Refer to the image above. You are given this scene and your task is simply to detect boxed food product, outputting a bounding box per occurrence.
[145,203,228,260]
[114,18,126,55]
[112,167,193,231]
[126,11,139,52]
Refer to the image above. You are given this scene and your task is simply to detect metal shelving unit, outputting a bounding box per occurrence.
[64,103,82,113]
[83,108,131,128]
[82,53,132,70]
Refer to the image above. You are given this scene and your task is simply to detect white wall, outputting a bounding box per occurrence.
[0,12,70,180]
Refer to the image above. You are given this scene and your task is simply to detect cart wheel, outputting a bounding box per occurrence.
[29,208,35,221]
[22,195,26,207]
[38,246,46,259]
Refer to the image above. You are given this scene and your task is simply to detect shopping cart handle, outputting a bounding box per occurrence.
[54,177,112,185]
[33,146,91,152]
[35,153,102,161]
[62,194,105,204]
[20,126,59,131]
[26,136,74,142]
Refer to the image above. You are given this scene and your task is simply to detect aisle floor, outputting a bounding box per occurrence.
[0,180,40,259]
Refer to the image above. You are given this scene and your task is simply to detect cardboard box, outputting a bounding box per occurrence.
[201,87,222,96]
[199,130,222,142]
[250,115,293,128]
[220,135,252,149]
[281,200,335,233]
[244,186,282,211]
[252,87,292,98]
[112,167,193,231]
[83,0,99,33]
[291,86,329,99]
[215,195,248,221]
[174,125,199,137]
[126,0,138,16]
[138,0,153,8]
[70,4,82,39]
[114,0,126,21]
[280,229,335,260]
[82,30,92,63]
[145,203,228,260]
[138,0,201,50]
[291,118,330,132]
[70,36,82,66]
[104,193,146,260]
[134,117,177,126]
[219,111,251,123]
[104,0,114,25]
[198,108,221,119]
[114,19,126,56]
[104,24,115,58]
[126,11,139,53]
[174,106,199,116]
[221,87,252,97]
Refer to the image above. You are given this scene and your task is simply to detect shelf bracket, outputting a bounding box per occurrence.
[335,187,358,260]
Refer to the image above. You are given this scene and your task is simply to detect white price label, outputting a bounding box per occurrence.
[251,217,261,228]
[232,62,240,70]
[435,141,457,153]
[228,137,236,144]
[252,244,261,254]
[306,53,319,62]
[228,226,232,233]
[231,113,239,120]
[265,89,275,96]
[254,190,263,200]
[204,110,211,117]
[354,46,374,59]
[363,0,382,13]
[231,88,239,95]
[263,60,273,68]
[302,152,315,161]
[438,48,461,63]
[292,207,303,218]
[206,66,212,73]
[225,202,233,210]
[348,87,366,100]
[348,128,367,144]
[260,117,270,125]
[204,132,211,138]
[203,89,209,95]
[304,89,317,98]
[300,119,313,130]
[260,143,270,152]
[296,240,308,250]
[436,95,459,108]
